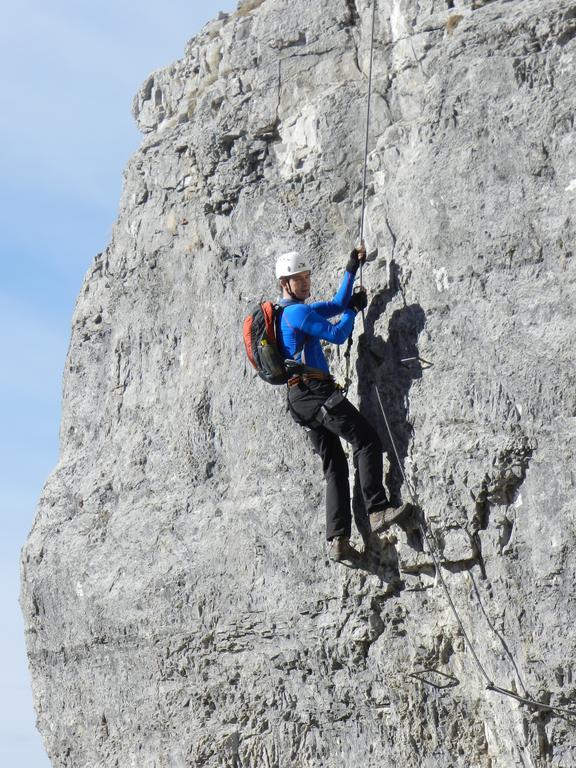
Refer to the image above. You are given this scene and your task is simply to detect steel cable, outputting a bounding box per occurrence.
[357,0,377,336]
[373,383,576,720]
[359,0,378,260]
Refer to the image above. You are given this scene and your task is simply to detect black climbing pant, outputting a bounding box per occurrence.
[287,378,389,540]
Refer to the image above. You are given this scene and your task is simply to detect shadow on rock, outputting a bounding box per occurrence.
[353,260,427,525]
[340,532,404,587]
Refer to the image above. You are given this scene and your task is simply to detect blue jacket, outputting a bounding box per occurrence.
[278,270,357,374]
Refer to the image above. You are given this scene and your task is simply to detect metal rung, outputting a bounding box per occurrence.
[409,668,460,690]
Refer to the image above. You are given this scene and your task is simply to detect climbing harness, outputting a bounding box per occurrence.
[373,385,576,720]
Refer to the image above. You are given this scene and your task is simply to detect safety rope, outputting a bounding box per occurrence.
[359,0,377,265]
[373,384,576,720]
[343,1,377,388]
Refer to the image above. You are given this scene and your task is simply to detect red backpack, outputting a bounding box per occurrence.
[243,302,292,385]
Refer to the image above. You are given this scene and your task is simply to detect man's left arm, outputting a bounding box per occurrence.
[311,245,366,318]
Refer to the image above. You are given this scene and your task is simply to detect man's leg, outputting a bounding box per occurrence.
[352,468,371,539]
[308,427,351,540]
[319,398,389,515]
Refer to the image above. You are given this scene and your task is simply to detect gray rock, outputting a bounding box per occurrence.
[21,0,576,766]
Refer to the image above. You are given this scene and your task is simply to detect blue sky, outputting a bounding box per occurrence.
[0,2,238,764]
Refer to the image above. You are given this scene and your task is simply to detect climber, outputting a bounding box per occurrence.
[276,248,412,565]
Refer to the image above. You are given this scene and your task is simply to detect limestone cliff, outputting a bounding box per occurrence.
[21,0,576,766]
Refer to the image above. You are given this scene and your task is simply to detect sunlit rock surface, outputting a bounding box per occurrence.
[22,0,576,765]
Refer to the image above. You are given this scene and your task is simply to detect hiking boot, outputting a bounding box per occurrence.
[329,536,361,563]
[370,502,413,533]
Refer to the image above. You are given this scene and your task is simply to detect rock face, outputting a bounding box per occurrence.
[21,0,576,766]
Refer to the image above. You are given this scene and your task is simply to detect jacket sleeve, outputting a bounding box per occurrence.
[309,270,355,319]
[286,303,356,345]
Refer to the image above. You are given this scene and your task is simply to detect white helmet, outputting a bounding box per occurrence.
[275,251,312,280]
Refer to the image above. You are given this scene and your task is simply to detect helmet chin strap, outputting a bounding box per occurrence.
[283,278,298,300]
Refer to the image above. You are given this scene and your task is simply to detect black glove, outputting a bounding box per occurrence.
[349,289,368,313]
[345,246,366,274]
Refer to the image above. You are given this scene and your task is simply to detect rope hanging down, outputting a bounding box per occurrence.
[359,0,378,285]
[373,384,576,721]
[343,0,377,393]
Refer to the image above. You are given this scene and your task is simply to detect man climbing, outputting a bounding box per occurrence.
[276,247,412,565]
